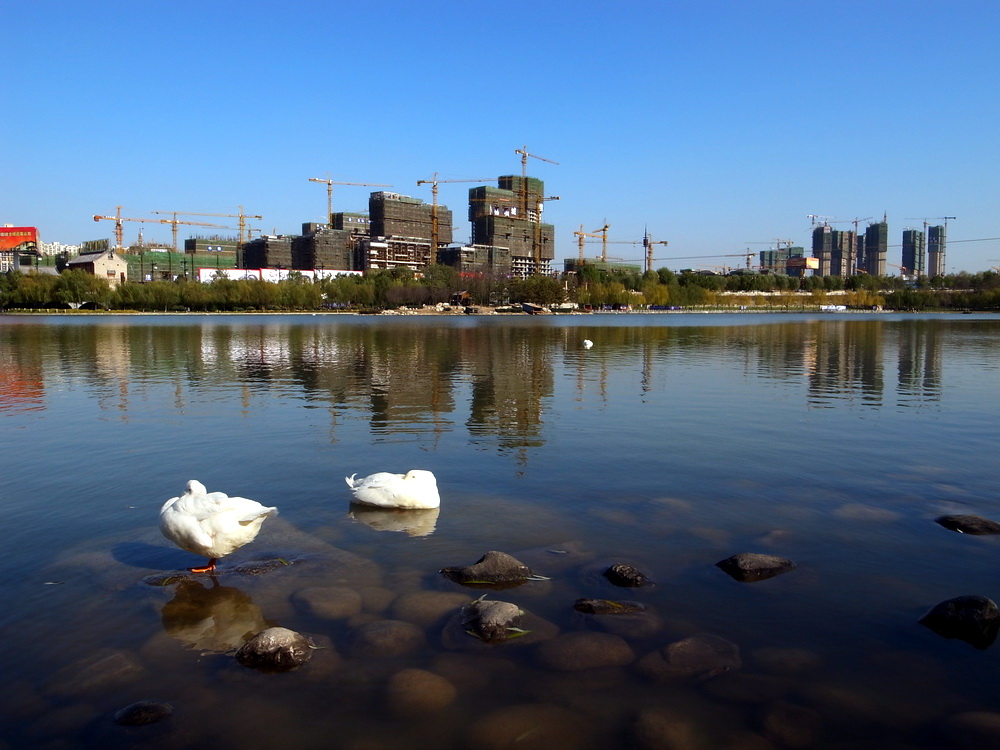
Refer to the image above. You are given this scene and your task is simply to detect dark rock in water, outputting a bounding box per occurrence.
[440,550,534,586]
[574,598,646,615]
[113,700,173,726]
[228,557,298,575]
[603,563,650,587]
[936,514,1000,535]
[919,595,1000,650]
[536,631,636,671]
[462,596,523,643]
[235,627,315,671]
[716,552,796,582]
[142,557,298,587]
[347,619,426,658]
[637,632,742,682]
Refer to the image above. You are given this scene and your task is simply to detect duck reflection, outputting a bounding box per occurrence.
[161,577,273,652]
[348,505,440,537]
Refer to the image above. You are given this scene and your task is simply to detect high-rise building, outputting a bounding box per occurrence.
[365,192,451,271]
[901,229,926,277]
[291,224,355,271]
[928,224,947,277]
[831,230,857,277]
[469,176,555,277]
[812,225,833,276]
[863,221,889,276]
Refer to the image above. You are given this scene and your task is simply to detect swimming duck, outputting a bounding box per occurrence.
[159,480,278,573]
[582,339,593,349]
[345,470,440,509]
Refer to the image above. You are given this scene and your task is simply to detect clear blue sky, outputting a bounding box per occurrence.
[4,0,999,272]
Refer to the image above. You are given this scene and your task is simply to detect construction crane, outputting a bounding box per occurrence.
[416,173,491,252]
[807,214,837,227]
[834,217,873,235]
[885,262,912,278]
[641,230,669,272]
[573,224,610,263]
[584,229,668,271]
[151,211,244,253]
[93,206,234,251]
[515,145,559,271]
[153,208,262,247]
[308,175,392,226]
[903,215,957,239]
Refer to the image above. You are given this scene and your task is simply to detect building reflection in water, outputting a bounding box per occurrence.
[1,317,959,466]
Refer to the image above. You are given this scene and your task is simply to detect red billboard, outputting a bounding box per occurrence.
[0,227,40,254]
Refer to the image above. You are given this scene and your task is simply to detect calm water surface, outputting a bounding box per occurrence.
[2,312,999,749]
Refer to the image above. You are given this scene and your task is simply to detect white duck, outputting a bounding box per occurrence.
[582,339,593,349]
[345,470,440,509]
[159,480,278,573]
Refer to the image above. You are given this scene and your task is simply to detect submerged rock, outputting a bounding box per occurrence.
[573,598,646,615]
[441,550,535,586]
[603,563,650,587]
[919,595,1000,650]
[935,514,1000,535]
[113,700,173,726]
[535,631,636,671]
[637,633,742,682]
[716,552,796,582]
[462,596,524,643]
[235,627,314,671]
[347,619,426,658]
[385,668,457,718]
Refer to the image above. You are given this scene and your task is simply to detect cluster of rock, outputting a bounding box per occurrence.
[920,513,1000,649]
[113,512,1000,746]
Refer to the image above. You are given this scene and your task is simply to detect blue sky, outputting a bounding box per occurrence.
[4,0,999,272]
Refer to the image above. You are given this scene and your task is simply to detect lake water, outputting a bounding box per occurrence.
[2,311,999,749]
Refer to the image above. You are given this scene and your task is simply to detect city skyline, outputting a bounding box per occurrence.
[3,1,999,272]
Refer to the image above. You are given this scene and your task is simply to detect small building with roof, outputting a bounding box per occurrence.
[66,249,129,288]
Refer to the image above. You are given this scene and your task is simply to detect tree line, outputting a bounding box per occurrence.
[2,265,999,312]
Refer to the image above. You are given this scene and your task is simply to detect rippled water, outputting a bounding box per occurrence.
[2,312,999,749]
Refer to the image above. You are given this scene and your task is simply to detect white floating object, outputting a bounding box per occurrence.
[345,470,440,509]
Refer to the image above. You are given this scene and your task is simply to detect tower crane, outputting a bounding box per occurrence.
[807,214,837,227]
[153,208,262,247]
[903,216,956,232]
[573,224,610,263]
[308,175,392,227]
[93,206,234,251]
[642,230,669,273]
[416,173,492,252]
[583,229,668,271]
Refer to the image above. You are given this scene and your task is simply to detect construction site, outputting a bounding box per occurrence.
[8,144,957,284]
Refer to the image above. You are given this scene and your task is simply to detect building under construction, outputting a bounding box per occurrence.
[364,192,452,271]
[292,224,355,271]
[437,244,513,276]
[759,245,805,274]
[811,226,859,277]
[241,235,293,270]
[233,169,557,277]
[902,228,926,277]
[468,176,555,276]
[928,225,946,276]
[861,221,889,276]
